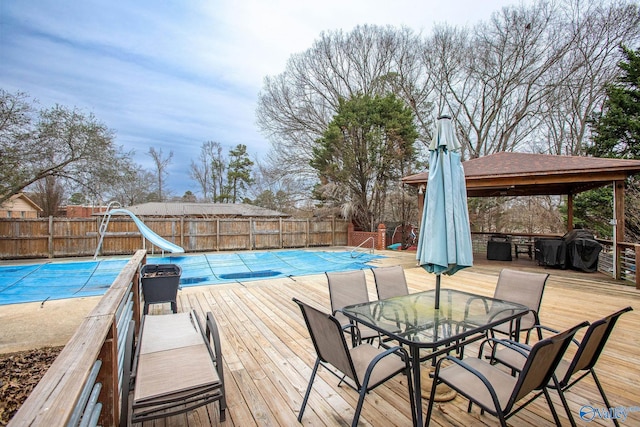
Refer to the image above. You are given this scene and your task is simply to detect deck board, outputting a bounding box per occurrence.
[133,252,640,426]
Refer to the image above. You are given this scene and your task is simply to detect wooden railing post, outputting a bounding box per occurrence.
[132,251,146,334]
[97,321,118,426]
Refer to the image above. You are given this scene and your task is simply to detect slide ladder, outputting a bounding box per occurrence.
[94,203,184,259]
[94,202,121,259]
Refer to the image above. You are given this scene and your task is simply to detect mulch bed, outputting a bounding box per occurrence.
[0,346,63,426]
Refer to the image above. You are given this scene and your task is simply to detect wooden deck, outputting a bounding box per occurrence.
[134,251,640,426]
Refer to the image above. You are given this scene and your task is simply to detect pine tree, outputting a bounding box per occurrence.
[579,45,640,240]
[588,46,640,159]
[226,144,254,203]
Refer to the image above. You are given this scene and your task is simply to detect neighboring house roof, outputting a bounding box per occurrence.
[0,193,43,212]
[402,152,640,197]
[113,202,290,218]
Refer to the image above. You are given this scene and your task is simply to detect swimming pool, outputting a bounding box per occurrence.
[0,250,384,306]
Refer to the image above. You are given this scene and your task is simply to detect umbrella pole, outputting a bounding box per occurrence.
[435,274,441,309]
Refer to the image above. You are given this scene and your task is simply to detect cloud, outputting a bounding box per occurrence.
[0,0,524,196]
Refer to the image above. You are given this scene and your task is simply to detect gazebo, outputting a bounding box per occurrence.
[402,152,640,280]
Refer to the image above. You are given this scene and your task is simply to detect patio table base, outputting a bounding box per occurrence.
[420,366,457,402]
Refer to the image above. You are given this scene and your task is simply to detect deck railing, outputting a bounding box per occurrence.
[8,249,147,427]
[472,232,640,289]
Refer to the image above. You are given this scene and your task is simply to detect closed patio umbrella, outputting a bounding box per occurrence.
[416,115,473,308]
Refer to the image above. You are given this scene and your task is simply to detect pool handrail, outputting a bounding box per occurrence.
[351,236,375,258]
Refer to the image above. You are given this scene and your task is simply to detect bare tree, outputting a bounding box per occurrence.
[254,2,640,231]
[424,0,639,160]
[427,1,575,159]
[109,162,156,206]
[30,176,65,217]
[247,157,309,213]
[147,147,173,202]
[211,143,226,202]
[257,25,432,200]
[541,0,640,156]
[189,141,224,201]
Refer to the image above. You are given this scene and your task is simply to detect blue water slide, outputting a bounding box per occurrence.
[109,208,184,253]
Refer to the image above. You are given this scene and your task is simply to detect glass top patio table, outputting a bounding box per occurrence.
[341,288,529,348]
[340,288,529,426]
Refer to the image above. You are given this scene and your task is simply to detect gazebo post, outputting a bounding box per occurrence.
[567,193,574,231]
[613,180,625,281]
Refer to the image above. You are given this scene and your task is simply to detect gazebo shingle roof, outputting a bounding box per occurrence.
[403,152,640,197]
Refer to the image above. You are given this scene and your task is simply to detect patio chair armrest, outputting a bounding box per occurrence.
[479,337,531,360]
[205,312,223,365]
[384,345,411,364]
[529,323,585,347]
[376,345,410,361]
[533,324,560,335]
[487,307,527,323]
[493,338,531,361]
[362,345,412,386]
[463,296,491,318]
[341,322,363,344]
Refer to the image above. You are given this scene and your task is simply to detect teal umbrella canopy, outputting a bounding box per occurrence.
[417,116,473,307]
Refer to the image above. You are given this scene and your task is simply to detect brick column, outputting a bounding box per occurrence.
[377,223,386,250]
[348,223,354,247]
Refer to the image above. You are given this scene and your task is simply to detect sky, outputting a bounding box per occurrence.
[1,0,526,197]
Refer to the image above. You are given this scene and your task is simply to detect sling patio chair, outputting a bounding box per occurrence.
[327,270,381,344]
[485,306,633,427]
[371,265,427,343]
[463,268,549,343]
[425,321,588,427]
[372,265,409,300]
[293,298,415,427]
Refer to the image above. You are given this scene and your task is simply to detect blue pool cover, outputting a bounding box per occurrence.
[0,250,384,305]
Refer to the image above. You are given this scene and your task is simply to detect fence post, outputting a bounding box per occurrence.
[348,223,354,247]
[250,218,254,250]
[48,216,54,258]
[377,223,386,250]
[180,217,184,249]
[216,219,220,251]
[332,216,336,247]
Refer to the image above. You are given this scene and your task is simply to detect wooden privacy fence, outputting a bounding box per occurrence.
[8,249,147,427]
[0,217,350,259]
